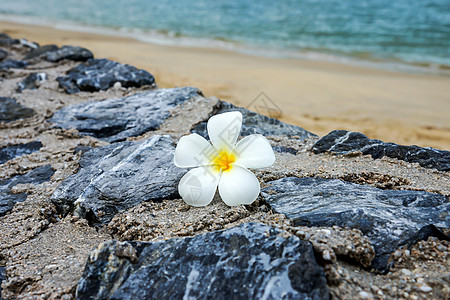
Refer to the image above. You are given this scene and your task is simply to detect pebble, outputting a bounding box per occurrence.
[401,268,412,276]
[418,284,432,293]
[393,250,402,258]
[358,291,373,299]
[322,250,331,261]
[113,82,122,89]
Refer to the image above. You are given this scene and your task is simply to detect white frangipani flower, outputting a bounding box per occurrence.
[174,111,275,207]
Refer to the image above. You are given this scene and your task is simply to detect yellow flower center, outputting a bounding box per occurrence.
[213,150,236,172]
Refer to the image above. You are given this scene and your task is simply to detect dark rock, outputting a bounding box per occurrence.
[0,59,27,70]
[0,266,5,298]
[0,33,20,46]
[45,45,93,62]
[76,222,329,299]
[16,72,47,92]
[262,177,450,270]
[192,100,316,139]
[313,130,450,171]
[50,135,186,225]
[57,58,155,94]
[0,48,7,61]
[0,141,43,164]
[0,165,55,216]
[24,44,58,60]
[0,97,35,123]
[50,87,200,142]
[273,145,298,155]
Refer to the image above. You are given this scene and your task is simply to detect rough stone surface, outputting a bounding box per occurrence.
[24,44,59,60]
[192,100,316,139]
[0,165,55,216]
[0,59,27,70]
[0,141,43,165]
[0,34,20,46]
[262,177,450,270]
[0,266,4,285]
[273,145,299,155]
[16,72,47,92]
[45,45,93,62]
[108,198,376,270]
[0,97,35,123]
[313,130,450,171]
[0,266,4,298]
[77,222,329,300]
[50,135,186,225]
[50,87,201,142]
[2,217,110,300]
[0,48,7,61]
[57,58,155,94]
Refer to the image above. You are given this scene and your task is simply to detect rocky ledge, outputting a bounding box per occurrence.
[0,33,449,300]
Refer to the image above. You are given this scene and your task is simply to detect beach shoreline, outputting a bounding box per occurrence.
[1,19,449,150]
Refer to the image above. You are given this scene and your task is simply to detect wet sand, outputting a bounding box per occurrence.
[1,20,449,149]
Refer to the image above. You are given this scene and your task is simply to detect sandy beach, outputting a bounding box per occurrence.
[1,20,449,149]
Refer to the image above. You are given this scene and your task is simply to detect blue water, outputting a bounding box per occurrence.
[1,0,449,69]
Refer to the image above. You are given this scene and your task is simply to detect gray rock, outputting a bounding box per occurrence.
[0,165,55,216]
[50,135,186,225]
[24,44,58,60]
[0,266,4,298]
[192,100,316,139]
[76,222,329,300]
[50,87,201,142]
[313,130,450,172]
[0,48,7,61]
[0,97,35,123]
[273,145,299,155]
[0,141,43,164]
[45,45,93,62]
[262,177,449,270]
[57,58,155,94]
[0,33,20,46]
[16,72,47,92]
[0,59,27,70]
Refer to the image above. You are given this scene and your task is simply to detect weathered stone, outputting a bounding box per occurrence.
[16,72,47,92]
[50,87,200,142]
[313,130,450,171]
[0,48,7,61]
[76,222,329,299]
[0,33,20,46]
[50,135,186,225]
[57,58,155,94]
[0,141,43,164]
[262,177,450,270]
[192,100,316,139]
[0,59,27,70]
[273,145,298,155]
[1,217,110,300]
[0,266,5,297]
[0,97,35,123]
[45,45,93,62]
[0,165,55,216]
[24,44,58,60]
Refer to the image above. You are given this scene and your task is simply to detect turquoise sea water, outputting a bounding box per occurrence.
[1,0,449,71]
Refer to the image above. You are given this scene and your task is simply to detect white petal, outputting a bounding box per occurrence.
[218,165,260,206]
[233,134,275,169]
[207,111,242,152]
[174,133,217,168]
[178,166,220,207]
